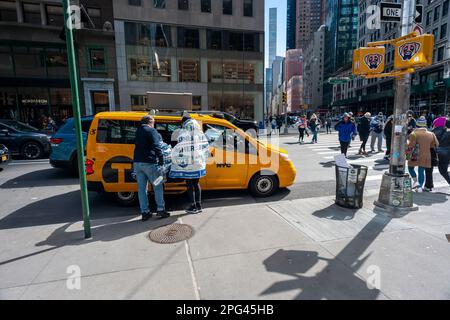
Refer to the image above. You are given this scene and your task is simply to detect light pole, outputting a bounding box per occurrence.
[374,0,419,214]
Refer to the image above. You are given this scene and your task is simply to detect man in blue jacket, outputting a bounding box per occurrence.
[134,115,170,221]
[335,113,357,157]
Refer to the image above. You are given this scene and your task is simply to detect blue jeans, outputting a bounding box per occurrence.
[312,130,318,143]
[134,162,165,214]
[408,166,425,188]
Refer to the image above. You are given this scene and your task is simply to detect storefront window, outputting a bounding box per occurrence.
[127,46,171,81]
[208,92,255,120]
[0,88,17,119]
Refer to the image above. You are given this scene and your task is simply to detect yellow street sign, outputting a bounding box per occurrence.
[394,34,434,69]
[352,47,386,75]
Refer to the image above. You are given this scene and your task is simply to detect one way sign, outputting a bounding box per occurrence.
[380,2,423,23]
[415,5,423,24]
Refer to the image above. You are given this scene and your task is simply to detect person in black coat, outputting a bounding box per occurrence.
[384,115,393,160]
[433,118,450,185]
[357,112,371,155]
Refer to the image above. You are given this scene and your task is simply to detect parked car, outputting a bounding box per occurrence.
[0,120,51,159]
[189,111,259,136]
[49,116,93,174]
[0,144,10,171]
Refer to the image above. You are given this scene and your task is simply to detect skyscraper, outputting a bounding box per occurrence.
[296,0,322,49]
[268,7,277,67]
[286,0,297,50]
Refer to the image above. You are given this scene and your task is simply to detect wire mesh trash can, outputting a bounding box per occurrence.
[335,164,368,209]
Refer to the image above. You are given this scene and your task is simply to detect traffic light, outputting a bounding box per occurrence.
[352,47,386,75]
[282,92,287,104]
[394,34,434,70]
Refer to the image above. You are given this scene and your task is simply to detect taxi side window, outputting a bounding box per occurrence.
[203,123,257,155]
[155,122,182,147]
[96,119,139,144]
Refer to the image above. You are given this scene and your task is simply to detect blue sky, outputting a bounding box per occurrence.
[264,0,287,68]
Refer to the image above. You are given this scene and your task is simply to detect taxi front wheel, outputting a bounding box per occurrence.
[249,173,279,197]
[114,192,138,207]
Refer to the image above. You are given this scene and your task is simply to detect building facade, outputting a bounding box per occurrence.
[295,0,322,50]
[113,0,264,121]
[323,0,358,108]
[303,25,325,110]
[286,0,297,50]
[331,0,450,116]
[0,0,117,126]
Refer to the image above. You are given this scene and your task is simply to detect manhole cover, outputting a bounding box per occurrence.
[149,224,194,244]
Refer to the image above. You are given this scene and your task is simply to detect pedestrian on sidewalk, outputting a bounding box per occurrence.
[308,114,319,144]
[370,112,384,153]
[384,115,393,160]
[133,115,170,221]
[407,116,439,193]
[407,110,417,135]
[335,113,357,157]
[357,112,371,155]
[270,118,277,135]
[432,117,450,185]
[296,116,307,143]
[170,116,209,214]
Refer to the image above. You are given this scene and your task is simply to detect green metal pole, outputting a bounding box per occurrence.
[62,0,91,238]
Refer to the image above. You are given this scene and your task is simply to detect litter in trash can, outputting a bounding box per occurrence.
[334,154,368,209]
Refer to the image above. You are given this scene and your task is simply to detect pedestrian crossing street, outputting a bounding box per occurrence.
[292,132,448,188]
[299,132,389,181]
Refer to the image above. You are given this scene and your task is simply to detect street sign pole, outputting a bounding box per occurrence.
[62,0,92,238]
[374,0,419,214]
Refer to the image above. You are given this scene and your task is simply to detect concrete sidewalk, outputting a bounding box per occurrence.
[0,186,449,300]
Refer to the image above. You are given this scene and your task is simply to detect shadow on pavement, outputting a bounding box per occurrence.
[1,168,77,189]
[312,203,358,221]
[412,191,449,206]
[261,213,392,299]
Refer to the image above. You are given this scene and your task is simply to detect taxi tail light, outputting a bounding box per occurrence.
[85,159,95,175]
[50,138,63,145]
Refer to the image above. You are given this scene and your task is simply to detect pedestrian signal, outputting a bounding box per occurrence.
[352,47,386,75]
[394,34,434,70]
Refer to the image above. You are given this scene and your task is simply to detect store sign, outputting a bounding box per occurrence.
[21,99,48,105]
[434,80,445,87]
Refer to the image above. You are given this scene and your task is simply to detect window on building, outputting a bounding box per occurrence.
[0,0,17,22]
[178,60,200,82]
[87,47,107,72]
[46,4,63,26]
[434,5,440,21]
[86,7,102,28]
[45,49,68,78]
[23,2,41,24]
[433,27,438,39]
[426,11,432,25]
[130,95,147,108]
[192,96,201,110]
[201,0,211,13]
[441,23,447,39]
[437,46,444,61]
[224,31,243,51]
[178,0,189,10]
[443,0,449,16]
[244,33,259,52]
[153,0,166,8]
[177,27,199,48]
[0,45,13,76]
[223,0,232,15]
[207,30,222,50]
[243,0,253,17]
[128,0,141,6]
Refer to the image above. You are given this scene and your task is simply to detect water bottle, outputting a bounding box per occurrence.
[153,175,164,186]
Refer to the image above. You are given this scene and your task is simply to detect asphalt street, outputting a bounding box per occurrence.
[1,129,449,220]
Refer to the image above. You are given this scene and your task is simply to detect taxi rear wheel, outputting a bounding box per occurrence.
[249,173,279,197]
[114,192,138,207]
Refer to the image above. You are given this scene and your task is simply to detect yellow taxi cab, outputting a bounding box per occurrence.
[85,111,296,206]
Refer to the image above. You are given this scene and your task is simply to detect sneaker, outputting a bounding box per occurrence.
[423,187,432,192]
[156,210,170,219]
[185,205,198,214]
[195,203,203,213]
[141,212,152,221]
[412,181,419,189]
[416,187,423,193]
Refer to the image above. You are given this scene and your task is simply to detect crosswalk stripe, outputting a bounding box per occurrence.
[317,151,341,155]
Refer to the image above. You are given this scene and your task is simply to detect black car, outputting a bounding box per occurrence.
[190,111,259,136]
[0,120,51,160]
[0,144,10,171]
